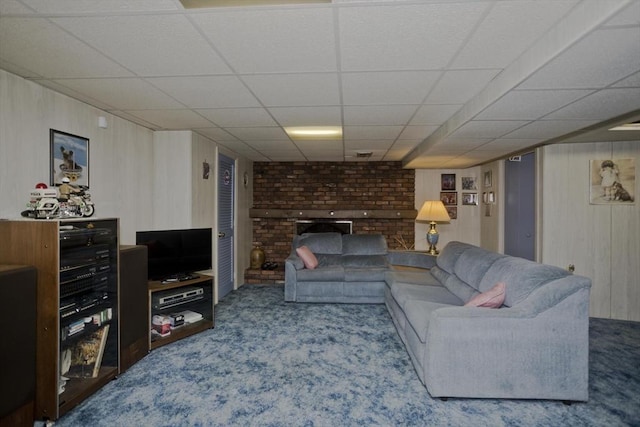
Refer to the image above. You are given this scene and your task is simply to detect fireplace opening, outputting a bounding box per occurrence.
[296,220,352,235]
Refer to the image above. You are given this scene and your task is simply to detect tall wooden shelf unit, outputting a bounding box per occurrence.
[0,218,119,422]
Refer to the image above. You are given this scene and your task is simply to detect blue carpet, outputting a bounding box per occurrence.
[56,285,640,426]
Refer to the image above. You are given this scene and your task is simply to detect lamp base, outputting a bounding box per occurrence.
[426,222,440,255]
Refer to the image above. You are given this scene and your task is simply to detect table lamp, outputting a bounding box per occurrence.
[416,200,451,255]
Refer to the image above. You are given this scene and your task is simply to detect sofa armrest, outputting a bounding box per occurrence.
[284,255,303,302]
[387,250,436,269]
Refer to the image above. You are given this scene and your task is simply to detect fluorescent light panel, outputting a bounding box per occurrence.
[609,121,640,131]
[285,126,342,140]
[180,0,329,8]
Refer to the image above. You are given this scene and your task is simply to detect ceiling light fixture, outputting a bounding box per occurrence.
[285,126,342,140]
[180,0,329,8]
[609,120,640,131]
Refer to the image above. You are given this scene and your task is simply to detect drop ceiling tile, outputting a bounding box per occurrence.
[345,140,395,151]
[196,108,277,127]
[244,140,298,151]
[343,105,418,126]
[602,1,640,27]
[268,106,342,127]
[0,0,34,14]
[0,17,132,78]
[544,88,640,120]
[519,27,640,90]
[225,127,289,141]
[476,89,594,120]
[503,119,599,139]
[475,139,541,152]
[449,120,530,139]
[51,78,184,110]
[33,79,119,111]
[612,71,640,88]
[147,76,260,108]
[295,140,343,153]
[439,138,492,150]
[52,14,231,76]
[243,73,340,107]
[194,128,239,142]
[452,1,576,69]
[426,70,500,104]
[409,104,462,126]
[191,8,336,73]
[262,150,307,161]
[124,109,213,129]
[342,71,440,105]
[338,2,488,71]
[19,0,179,13]
[398,126,438,141]
[343,125,403,140]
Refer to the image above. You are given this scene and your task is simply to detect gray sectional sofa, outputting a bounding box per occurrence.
[284,232,389,303]
[285,233,592,402]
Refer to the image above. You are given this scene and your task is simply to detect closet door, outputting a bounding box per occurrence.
[217,153,235,300]
[505,152,536,260]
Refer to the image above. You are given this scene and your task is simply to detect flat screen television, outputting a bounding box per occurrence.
[136,228,212,281]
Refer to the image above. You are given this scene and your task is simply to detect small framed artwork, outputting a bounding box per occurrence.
[482,192,488,204]
[589,158,635,205]
[441,174,456,191]
[440,192,457,206]
[50,129,89,187]
[461,177,477,191]
[462,193,478,206]
[483,170,492,188]
[446,206,457,220]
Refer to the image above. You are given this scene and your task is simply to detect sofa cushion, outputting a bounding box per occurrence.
[297,232,342,254]
[342,234,387,255]
[436,241,472,274]
[453,247,504,292]
[464,282,505,308]
[344,267,387,282]
[296,245,318,270]
[404,299,455,343]
[392,283,463,309]
[442,275,479,303]
[386,268,441,287]
[316,254,343,267]
[342,254,388,268]
[479,257,569,307]
[296,266,345,281]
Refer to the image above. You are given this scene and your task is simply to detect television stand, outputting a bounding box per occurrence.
[148,275,214,350]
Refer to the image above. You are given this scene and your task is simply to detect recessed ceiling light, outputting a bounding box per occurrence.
[609,120,640,131]
[180,0,329,8]
[285,126,342,140]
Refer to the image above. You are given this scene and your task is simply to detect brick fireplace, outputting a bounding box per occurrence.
[245,161,416,284]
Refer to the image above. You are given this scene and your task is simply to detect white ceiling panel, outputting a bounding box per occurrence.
[125,109,213,129]
[338,2,488,71]
[52,14,232,76]
[191,8,337,73]
[343,105,417,126]
[225,127,289,141]
[425,70,500,104]
[343,125,403,140]
[519,27,640,90]
[409,104,462,126]
[147,76,260,109]
[51,78,185,110]
[268,106,342,127]
[243,73,340,107]
[476,89,594,120]
[342,71,440,105]
[0,17,132,78]
[197,108,277,127]
[544,88,640,120]
[452,1,576,69]
[1,0,638,167]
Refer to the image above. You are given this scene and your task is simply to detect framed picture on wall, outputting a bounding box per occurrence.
[50,129,89,187]
[461,177,477,190]
[462,193,478,205]
[440,192,457,206]
[446,206,457,220]
[441,174,456,191]
[483,170,492,188]
[589,158,635,205]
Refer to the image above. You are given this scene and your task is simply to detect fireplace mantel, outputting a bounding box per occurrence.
[249,208,417,220]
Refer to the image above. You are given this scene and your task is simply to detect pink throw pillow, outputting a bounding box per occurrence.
[296,245,318,270]
[464,282,506,308]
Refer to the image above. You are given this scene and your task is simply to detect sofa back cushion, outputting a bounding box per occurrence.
[295,232,343,255]
[453,247,505,292]
[436,241,473,274]
[479,256,569,307]
[342,234,387,255]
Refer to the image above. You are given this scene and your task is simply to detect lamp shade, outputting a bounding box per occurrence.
[416,200,450,223]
